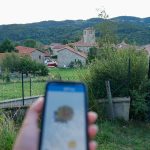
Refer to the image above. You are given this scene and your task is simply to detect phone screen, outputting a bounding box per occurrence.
[40,82,88,150]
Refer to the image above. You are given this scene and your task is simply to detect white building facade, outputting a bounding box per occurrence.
[57,47,87,67]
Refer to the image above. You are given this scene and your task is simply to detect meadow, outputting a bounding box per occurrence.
[97,120,150,150]
[0,68,86,101]
[0,68,150,150]
[0,115,150,150]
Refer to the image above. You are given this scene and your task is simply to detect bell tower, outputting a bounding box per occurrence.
[83,27,95,44]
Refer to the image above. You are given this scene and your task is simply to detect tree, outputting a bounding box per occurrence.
[24,39,37,48]
[62,39,68,45]
[96,9,118,48]
[0,39,15,52]
[1,53,20,72]
[87,47,98,62]
[1,53,48,76]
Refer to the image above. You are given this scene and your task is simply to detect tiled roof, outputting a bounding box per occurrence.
[72,40,96,47]
[42,45,51,49]
[15,46,36,55]
[52,44,66,50]
[50,43,62,46]
[57,46,87,58]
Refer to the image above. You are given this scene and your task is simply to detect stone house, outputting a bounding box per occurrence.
[50,43,66,55]
[73,41,96,53]
[57,46,87,67]
[15,46,45,63]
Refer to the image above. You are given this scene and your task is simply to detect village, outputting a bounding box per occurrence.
[0,26,150,150]
[1,26,150,73]
[2,26,150,72]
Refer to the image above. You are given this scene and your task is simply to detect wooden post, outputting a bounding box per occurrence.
[30,77,32,97]
[22,72,24,106]
[105,80,114,119]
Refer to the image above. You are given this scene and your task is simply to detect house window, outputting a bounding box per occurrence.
[39,55,41,59]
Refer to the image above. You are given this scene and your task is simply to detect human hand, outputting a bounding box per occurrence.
[13,97,98,150]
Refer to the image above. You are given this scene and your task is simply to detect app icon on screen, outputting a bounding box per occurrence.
[68,140,77,149]
[54,106,74,123]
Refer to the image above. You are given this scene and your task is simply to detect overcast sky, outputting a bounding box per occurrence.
[0,0,149,25]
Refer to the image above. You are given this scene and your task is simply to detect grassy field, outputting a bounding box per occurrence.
[0,68,150,149]
[49,67,86,80]
[97,120,150,150]
[0,68,86,101]
[0,115,150,150]
[0,81,45,101]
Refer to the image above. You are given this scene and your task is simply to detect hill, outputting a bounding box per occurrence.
[0,16,150,45]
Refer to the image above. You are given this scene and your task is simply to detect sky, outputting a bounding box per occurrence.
[0,0,149,25]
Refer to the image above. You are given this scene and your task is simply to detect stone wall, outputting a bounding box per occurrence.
[0,96,41,109]
[99,97,130,121]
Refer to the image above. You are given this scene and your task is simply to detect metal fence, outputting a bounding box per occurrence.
[0,76,44,102]
[0,58,131,105]
[0,72,81,102]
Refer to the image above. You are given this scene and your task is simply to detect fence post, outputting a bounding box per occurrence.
[22,72,24,105]
[105,80,114,120]
[148,57,150,79]
[128,58,131,96]
[30,77,32,97]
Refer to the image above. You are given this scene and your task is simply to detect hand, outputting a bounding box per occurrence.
[13,97,98,150]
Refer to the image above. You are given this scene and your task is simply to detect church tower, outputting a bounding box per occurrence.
[83,27,95,44]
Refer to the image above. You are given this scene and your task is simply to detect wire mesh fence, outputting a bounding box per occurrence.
[0,78,45,101]
[0,68,85,101]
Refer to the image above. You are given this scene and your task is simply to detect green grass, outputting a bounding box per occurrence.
[0,113,17,150]
[97,120,150,150]
[0,114,150,150]
[0,68,86,101]
[1,68,150,149]
[0,81,45,101]
[49,68,86,80]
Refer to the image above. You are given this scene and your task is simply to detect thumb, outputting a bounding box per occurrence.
[24,97,44,126]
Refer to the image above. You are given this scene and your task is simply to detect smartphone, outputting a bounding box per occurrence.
[39,81,88,150]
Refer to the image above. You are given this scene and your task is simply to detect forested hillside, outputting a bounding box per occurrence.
[0,16,150,45]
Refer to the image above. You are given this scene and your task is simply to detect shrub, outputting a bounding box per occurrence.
[1,53,20,73]
[37,63,49,76]
[130,90,148,120]
[82,47,149,120]
[1,53,48,76]
[0,113,17,150]
[130,80,150,120]
[87,47,98,63]
[69,60,83,68]
[2,68,10,82]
